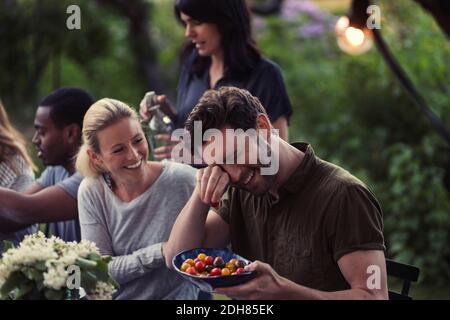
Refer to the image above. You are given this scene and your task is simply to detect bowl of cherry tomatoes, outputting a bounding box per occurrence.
[172,248,256,292]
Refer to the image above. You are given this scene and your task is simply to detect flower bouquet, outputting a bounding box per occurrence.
[0,232,118,300]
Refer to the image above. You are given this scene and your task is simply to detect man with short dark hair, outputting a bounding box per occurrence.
[0,87,93,242]
[165,86,388,299]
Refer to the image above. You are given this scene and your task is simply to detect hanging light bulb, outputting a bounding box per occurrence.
[345,27,365,46]
[335,1,374,55]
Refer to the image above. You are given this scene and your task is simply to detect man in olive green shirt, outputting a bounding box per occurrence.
[165,87,388,300]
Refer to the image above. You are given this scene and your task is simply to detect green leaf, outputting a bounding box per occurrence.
[34,261,47,271]
[2,240,15,253]
[21,267,44,282]
[102,255,112,263]
[91,260,110,282]
[14,281,34,300]
[80,270,98,293]
[0,271,28,297]
[76,257,97,270]
[87,252,102,261]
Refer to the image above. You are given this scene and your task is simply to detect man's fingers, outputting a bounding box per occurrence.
[157,95,167,104]
[196,169,204,183]
[195,169,204,197]
[196,166,230,205]
[204,166,228,205]
[244,261,259,272]
[200,167,212,202]
[211,174,229,204]
[204,175,219,204]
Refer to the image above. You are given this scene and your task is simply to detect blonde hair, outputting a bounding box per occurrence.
[75,98,139,178]
[0,100,37,173]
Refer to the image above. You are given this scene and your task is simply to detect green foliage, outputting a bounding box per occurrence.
[36,1,146,109]
[0,0,111,118]
[381,138,450,283]
[256,0,450,287]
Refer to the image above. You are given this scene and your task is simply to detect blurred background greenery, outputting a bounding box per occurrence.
[0,0,449,298]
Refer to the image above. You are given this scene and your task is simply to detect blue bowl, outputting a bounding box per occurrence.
[172,248,256,293]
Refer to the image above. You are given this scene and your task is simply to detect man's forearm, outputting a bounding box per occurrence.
[281,278,387,300]
[0,188,31,223]
[0,185,78,224]
[164,187,210,268]
[0,215,32,233]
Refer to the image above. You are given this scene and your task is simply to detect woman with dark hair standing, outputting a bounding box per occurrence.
[141,0,293,160]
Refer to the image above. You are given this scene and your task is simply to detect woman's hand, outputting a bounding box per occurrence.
[152,134,180,161]
[139,92,169,122]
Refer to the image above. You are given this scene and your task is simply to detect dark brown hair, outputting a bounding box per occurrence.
[174,0,262,78]
[185,87,268,139]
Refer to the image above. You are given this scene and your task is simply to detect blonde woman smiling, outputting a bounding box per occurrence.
[76,98,198,299]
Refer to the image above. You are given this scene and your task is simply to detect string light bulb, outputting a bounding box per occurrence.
[335,1,374,55]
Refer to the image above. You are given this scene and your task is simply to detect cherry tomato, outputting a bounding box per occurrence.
[205,265,214,273]
[213,256,225,268]
[181,262,191,272]
[221,268,231,276]
[235,260,246,268]
[228,259,237,266]
[186,266,197,275]
[185,258,195,266]
[236,267,245,274]
[195,261,206,273]
[209,268,222,276]
[194,258,202,264]
[204,256,214,265]
[226,262,236,272]
[197,253,207,261]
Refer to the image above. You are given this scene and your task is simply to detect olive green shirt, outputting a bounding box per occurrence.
[216,143,385,291]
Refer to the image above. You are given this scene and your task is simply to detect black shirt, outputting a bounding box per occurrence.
[175,53,293,129]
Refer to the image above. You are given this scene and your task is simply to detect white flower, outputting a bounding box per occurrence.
[0,232,114,299]
[2,242,57,268]
[73,240,100,258]
[58,251,79,267]
[43,262,68,290]
[89,281,116,300]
